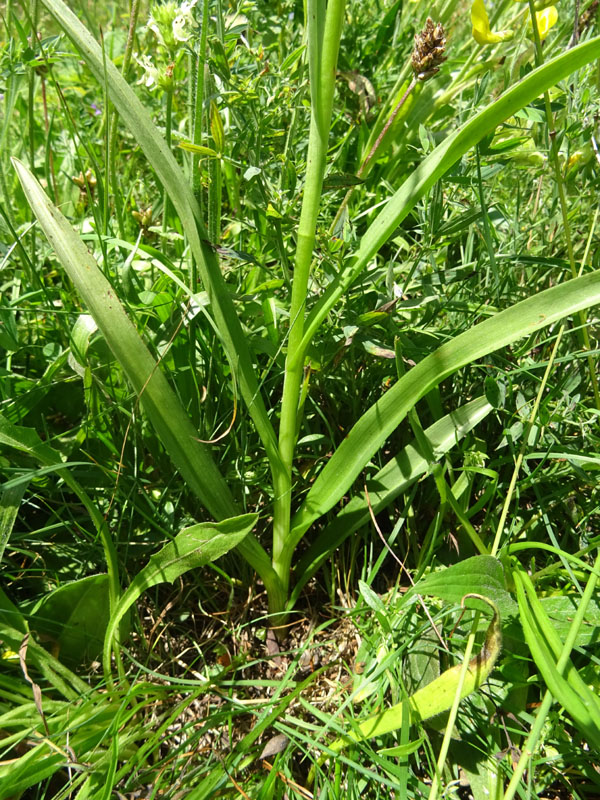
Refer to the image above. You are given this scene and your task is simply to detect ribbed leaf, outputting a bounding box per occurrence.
[13,157,236,523]
[12,161,285,611]
[291,270,600,543]
[39,0,282,477]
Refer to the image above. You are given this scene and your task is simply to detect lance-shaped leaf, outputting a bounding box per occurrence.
[12,161,282,600]
[13,158,236,523]
[38,0,282,481]
[103,514,258,683]
[290,269,600,544]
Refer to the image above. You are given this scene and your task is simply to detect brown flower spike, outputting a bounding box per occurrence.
[412,18,447,81]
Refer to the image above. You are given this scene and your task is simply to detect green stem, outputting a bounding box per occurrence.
[109,0,141,239]
[491,326,564,557]
[162,85,174,234]
[272,0,346,601]
[527,0,600,408]
[427,615,480,800]
[191,0,209,210]
[28,15,37,262]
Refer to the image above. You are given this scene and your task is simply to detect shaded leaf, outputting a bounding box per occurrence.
[103,514,257,671]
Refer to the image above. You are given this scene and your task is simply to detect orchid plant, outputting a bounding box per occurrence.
[9,0,600,680]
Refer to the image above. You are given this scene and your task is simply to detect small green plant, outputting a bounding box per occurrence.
[13,0,600,637]
[2,0,600,794]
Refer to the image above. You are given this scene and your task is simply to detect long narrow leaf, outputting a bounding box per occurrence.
[291,396,492,602]
[39,0,282,478]
[13,157,237,523]
[12,160,284,598]
[299,36,600,351]
[518,571,600,716]
[513,570,600,749]
[290,270,600,543]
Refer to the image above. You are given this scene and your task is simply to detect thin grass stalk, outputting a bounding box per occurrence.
[491,209,597,558]
[187,0,210,417]
[27,3,38,262]
[427,615,479,800]
[191,0,209,208]
[162,82,174,234]
[527,0,600,409]
[102,40,111,237]
[490,327,564,557]
[108,0,140,239]
[272,0,346,598]
[475,144,499,296]
[208,90,222,245]
[503,550,600,800]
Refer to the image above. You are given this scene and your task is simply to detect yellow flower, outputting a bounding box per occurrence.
[471,0,514,44]
[528,5,558,37]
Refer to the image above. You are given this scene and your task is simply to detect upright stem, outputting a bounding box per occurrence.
[28,0,39,261]
[271,0,346,600]
[527,0,600,408]
[162,83,174,234]
[192,0,209,209]
[109,0,141,239]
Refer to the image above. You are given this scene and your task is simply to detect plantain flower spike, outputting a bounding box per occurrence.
[471,0,514,44]
[412,18,447,81]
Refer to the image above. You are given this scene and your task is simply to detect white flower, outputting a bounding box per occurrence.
[173,0,198,42]
[135,53,160,89]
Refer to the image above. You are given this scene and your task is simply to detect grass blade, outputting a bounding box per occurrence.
[513,569,600,749]
[13,157,237,523]
[11,160,285,602]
